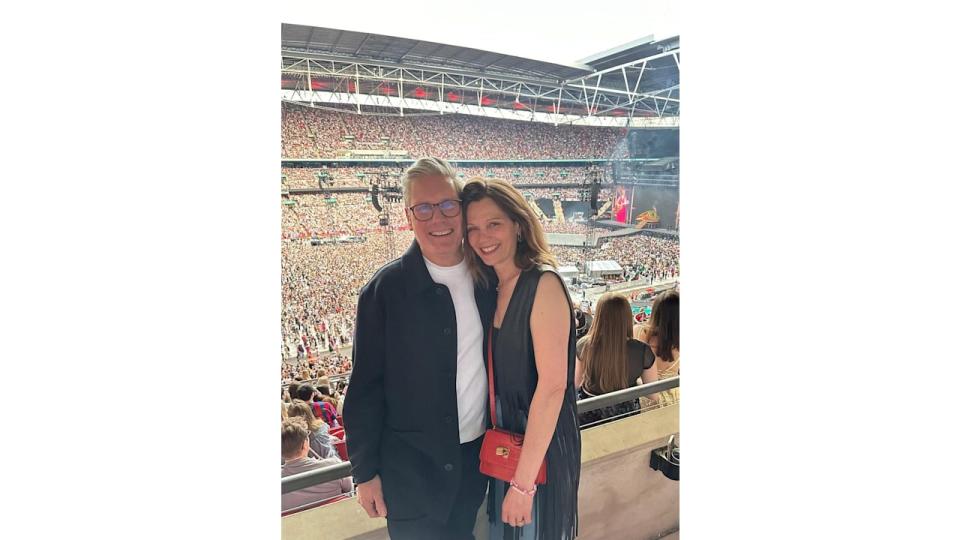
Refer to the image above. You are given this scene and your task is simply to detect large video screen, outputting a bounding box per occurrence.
[629,128,679,158]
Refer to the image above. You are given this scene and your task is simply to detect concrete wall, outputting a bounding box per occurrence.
[282,403,679,540]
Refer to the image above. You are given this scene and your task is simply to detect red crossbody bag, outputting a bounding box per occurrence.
[478,326,547,484]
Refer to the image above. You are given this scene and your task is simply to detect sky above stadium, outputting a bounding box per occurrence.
[280,0,677,68]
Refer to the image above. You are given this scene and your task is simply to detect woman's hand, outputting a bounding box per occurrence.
[501,487,534,528]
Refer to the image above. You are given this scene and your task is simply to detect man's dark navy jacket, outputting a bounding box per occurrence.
[343,241,496,523]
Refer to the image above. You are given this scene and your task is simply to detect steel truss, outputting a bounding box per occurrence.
[281,47,679,125]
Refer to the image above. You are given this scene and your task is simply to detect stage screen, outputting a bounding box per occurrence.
[627,185,679,230]
[628,128,679,158]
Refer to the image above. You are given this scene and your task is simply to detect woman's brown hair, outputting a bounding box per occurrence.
[580,293,633,394]
[287,399,326,432]
[460,177,558,288]
[649,289,679,362]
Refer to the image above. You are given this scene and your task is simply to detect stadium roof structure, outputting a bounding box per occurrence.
[281,24,679,127]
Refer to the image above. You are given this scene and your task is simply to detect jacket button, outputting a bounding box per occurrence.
[443,328,451,335]
[444,415,453,423]
[444,463,454,472]
[435,288,443,295]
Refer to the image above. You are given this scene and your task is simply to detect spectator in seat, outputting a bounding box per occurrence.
[637,289,680,407]
[315,376,335,402]
[297,384,341,428]
[574,293,658,425]
[288,399,339,460]
[282,417,353,513]
[316,376,343,412]
[287,382,302,405]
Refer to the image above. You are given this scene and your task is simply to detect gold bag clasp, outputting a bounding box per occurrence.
[496,446,510,457]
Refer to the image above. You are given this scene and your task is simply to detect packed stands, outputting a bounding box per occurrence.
[552,234,679,284]
[281,165,614,190]
[282,103,628,160]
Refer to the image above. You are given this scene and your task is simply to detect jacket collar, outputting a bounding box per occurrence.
[400,241,442,294]
[400,240,499,300]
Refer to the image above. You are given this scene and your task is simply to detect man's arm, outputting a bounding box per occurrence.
[342,282,386,484]
[342,282,390,518]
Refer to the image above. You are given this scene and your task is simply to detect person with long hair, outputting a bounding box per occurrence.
[462,177,580,540]
[287,399,340,460]
[574,293,658,425]
[613,187,629,223]
[636,289,680,407]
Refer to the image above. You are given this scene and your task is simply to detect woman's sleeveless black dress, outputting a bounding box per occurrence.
[486,266,581,540]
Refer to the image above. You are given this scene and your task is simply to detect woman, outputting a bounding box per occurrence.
[637,289,680,407]
[574,293,658,425]
[462,177,580,540]
[287,399,340,460]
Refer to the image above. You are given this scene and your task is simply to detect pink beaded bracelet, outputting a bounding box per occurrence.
[509,480,537,497]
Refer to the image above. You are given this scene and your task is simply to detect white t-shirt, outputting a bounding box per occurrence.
[424,256,488,443]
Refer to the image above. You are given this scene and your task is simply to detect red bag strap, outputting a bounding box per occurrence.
[487,325,497,429]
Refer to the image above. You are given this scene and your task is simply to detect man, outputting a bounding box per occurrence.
[343,157,495,539]
[281,417,352,513]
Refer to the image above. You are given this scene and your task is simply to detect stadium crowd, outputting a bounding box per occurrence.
[281,354,352,384]
[603,236,680,283]
[552,234,680,283]
[282,194,408,239]
[281,165,614,190]
[282,103,626,160]
[543,222,609,235]
[281,192,617,240]
[282,227,416,362]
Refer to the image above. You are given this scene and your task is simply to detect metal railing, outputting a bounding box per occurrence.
[283,461,354,494]
[281,376,678,494]
[576,376,679,414]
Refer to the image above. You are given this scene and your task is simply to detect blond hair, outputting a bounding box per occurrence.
[282,416,310,459]
[287,399,326,432]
